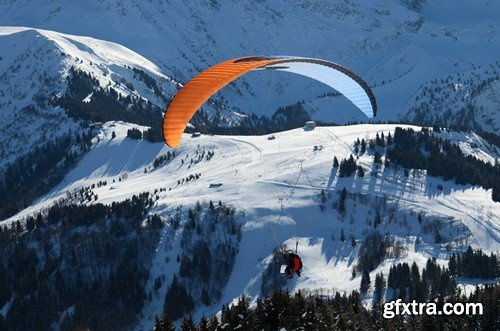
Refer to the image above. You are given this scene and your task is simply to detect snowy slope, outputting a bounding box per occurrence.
[2,122,498,328]
[0,1,499,326]
[0,26,179,172]
[0,0,498,124]
[402,62,500,133]
[428,129,500,165]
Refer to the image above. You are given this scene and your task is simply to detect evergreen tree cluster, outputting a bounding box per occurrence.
[0,193,162,330]
[153,151,176,168]
[189,102,328,137]
[353,137,368,154]
[164,201,242,320]
[127,126,163,143]
[131,67,170,105]
[271,102,311,130]
[385,127,500,201]
[476,130,500,149]
[360,269,371,295]
[449,246,499,279]
[338,154,357,177]
[52,67,164,142]
[406,63,499,132]
[186,146,216,166]
[0,130,92,220]
[357,232,392,272]
[127,127,143,139]
[355,238,495,304]
[387,259,455,302]
[164,274,195,323]
[215,290,370,331]
[176,173,202,186]
[156,284,500,331]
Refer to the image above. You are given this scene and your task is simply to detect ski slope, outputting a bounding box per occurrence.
[2,122,498,328]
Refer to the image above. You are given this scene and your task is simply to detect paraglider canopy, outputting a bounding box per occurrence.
[163,55,377,147]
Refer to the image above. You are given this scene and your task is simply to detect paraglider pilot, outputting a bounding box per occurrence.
[284,252,302,279]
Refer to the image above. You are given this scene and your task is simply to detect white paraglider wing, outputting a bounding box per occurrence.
[263,58,377,118]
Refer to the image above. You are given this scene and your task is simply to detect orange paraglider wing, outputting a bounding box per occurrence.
[162,56,279,147]
[162,56,377,147]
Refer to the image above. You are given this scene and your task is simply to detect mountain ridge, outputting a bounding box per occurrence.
[1,0,498,126]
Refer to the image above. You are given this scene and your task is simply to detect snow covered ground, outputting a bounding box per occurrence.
[0,1,498,327]
[2,122,498,328]
[0,26,179,172]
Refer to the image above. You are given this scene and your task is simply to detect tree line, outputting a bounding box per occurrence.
[189,102,312,136]
[0,130,93,220]
[164,200,242,320]
[449,246,499,279]
[154,284,500,331]
[359,246,498,306]
[385,127,500,201]
[52,67,164,142]
[350,127,500,202]
[0,193,162,330]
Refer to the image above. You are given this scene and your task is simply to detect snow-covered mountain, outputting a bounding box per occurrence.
[1,123,498,329]
[0,0,498,126]
[0,26,179,172]
[0,1,499,329]
[402,62,500,132]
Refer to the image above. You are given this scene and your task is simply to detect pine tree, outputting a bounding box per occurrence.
[398,282,407,300]
[340,229,346,242]
[181,314,197,331]
[434,229,442,243]
[164,274,194,320]
[199,316,209,331]
[154,315,175,331]
[374,273,386,305]
[360,269,371,295]
[333,156,339,167]
[220,304,231,326]
[207,315,219,331]
[339,155,356,177]
[235,295,251,329]
[375,133,381,146]
[449,253,457,276]
[26,217,35,232]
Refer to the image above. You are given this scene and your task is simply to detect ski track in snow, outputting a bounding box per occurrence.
[2,122,499,328]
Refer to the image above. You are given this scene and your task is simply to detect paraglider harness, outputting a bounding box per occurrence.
[284,253,302,279]
[283,242,302,279]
